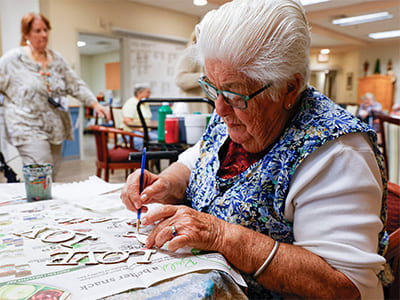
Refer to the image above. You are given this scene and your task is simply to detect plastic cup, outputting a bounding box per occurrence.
[158,103,172,142]
[178,117,186,143]
[184,114,207,144]
[22,164,53,202]
[165,117,179,144]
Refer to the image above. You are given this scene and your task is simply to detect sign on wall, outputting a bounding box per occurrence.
[128,38,186,97]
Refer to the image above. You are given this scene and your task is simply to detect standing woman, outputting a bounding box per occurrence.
[0,12,110,179]
[174,30,209,114]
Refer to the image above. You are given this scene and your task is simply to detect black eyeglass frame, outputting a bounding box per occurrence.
[198,75,272,109]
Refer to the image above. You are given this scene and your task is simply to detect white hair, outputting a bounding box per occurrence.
[361,92,376,102]
[193,0,311,101]
[133,83,150,96]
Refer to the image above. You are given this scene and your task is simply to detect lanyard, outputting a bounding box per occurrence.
[38,68,52,96]
[30,46,52,97]
[31,48,63,109]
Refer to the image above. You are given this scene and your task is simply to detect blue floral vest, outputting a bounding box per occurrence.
[185,87,388,298]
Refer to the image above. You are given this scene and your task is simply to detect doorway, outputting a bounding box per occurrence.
[78,33,121,159]
[309,70,338,101]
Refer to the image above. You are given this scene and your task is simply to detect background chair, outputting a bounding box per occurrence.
[384,181,400,300]
[337,102,359,116]
[376,113,400,184]
[110,106,124,129]
[109,105,135,146]
[89,125,143,182]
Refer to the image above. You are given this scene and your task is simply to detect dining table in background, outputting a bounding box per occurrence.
[127,120,158,130]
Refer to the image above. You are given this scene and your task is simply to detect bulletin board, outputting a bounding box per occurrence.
[128,37,186,97]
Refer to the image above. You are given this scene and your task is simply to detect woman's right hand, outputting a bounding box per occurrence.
[121,169,171,212]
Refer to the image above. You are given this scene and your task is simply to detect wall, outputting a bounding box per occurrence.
[79,55,93,91]
[310,49,360,104]
[309,71,326,92]
[0,16,2,56]
[0,0,39,53]
[39,0,199,74]
[310,42,400,107]
[339,50,360,104]
[80,50,120,100]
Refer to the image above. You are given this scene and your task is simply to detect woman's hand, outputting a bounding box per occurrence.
[121,162,192,212]
[358,109,369,119]
[142,205,226,252]
[121,169,171,212]
[92,101,111,121]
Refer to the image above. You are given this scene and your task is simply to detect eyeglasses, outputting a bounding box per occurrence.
[198,75,272,109]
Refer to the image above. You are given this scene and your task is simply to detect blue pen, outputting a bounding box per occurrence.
[137,147,146,234]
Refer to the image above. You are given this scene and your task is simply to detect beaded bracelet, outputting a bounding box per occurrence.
[253,240,280,278]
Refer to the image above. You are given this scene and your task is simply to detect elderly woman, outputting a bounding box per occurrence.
[122,83,158,150]
[121,0,388,298]
[356,92,382,132]
[122,83,152,131]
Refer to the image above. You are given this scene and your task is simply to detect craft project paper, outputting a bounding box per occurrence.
[0,200,246,299]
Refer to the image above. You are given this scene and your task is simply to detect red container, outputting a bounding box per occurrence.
[165,118,179,144]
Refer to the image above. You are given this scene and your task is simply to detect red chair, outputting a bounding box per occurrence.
[384,181,400,300]
[89,125,143,182]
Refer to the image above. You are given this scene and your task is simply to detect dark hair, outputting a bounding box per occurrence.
[20,12,52,46]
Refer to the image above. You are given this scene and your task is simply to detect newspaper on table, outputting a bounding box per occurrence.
[52,176,126,212]
[0,197,246,299]
[0,176,124,210]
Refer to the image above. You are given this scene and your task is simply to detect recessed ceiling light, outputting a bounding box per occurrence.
[300,0,330,6]
[193,0,207,6]
[332,12,392,26]
[77,41,86,47]
[369,30,400,40]
[320,49,330,54]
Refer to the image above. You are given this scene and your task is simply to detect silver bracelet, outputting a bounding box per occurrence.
[253,240,280,278]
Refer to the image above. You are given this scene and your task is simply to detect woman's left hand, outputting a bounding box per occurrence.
[142,205,226,252]
[92,102,111,121]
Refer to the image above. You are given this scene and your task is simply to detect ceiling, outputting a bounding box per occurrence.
[78,33,120,55]
[79,0,400,55]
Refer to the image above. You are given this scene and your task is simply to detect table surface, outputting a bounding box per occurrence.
[0,180,247,300]
[127,120,158,130]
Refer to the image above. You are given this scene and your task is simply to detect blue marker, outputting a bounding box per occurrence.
[137,147,146,233]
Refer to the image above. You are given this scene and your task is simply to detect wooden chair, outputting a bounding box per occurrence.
[110,106,124,129]
[376,113,400,175]
[89,125,143,182]
[384,181,400,300]
[109,106,131,147]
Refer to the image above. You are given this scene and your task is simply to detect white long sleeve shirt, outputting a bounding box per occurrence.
[178,132,385,299]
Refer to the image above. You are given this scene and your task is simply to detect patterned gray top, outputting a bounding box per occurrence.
[0,47,96,146]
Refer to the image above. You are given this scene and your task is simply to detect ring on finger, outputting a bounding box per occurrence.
[171,225,177,237]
